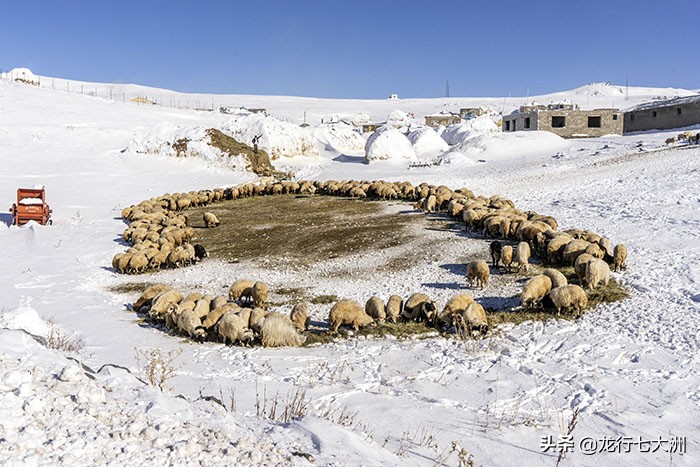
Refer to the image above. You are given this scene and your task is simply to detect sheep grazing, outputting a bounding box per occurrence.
[438,293,475,326]
[598,237,614,261]
[500,245,513,272]
[202,303,240,330]
[328,299,374,332]
[385,295,403,323]
[193,296,213,320]
[453,302,488,335]
[210,295,228,311]
[260,313,305,347]
[466,260,489,289]
[193,244,208,261]
[402,293,438,323]
[562,239,591,265]
[365,296,386,322]
[489,240,502,267]
[251,281,268,308]
[521,275,553,309]
[542,268,568,289]
[574,253,594,284]
[665,136,676,145]
[133,284,172,311]
[423,195,437,212]
[584,258,610,290]
[513,241,531,273]
[613,243,628,272]
[548,285,588,315]
[177,309,207,341]
[148,289,183,321]
[216,312,254,346]
[249,307,267,334]
[229,279,255,303]
[203,211,220,227]
[290,302,310,332]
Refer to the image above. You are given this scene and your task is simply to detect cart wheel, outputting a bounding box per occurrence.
[48,220,53,225]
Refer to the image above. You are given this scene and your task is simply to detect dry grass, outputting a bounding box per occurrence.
[134,348,183,392]
[107,282,158,294]
[206,128,275,176]
[45,325,85,354]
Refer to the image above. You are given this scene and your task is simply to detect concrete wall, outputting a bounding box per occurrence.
[425,116,462,128]
[502,109,622,138]
[623,100,700,133]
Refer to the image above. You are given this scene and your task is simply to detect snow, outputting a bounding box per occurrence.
[1,69,700,466]
[364,126,417,163]
[439,115,499,145]
[18,197,44,205]
[407,127,449,160]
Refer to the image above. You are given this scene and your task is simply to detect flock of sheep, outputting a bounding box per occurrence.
[132,279,491,347]
[115,176,629,344]
[665,130,700,146]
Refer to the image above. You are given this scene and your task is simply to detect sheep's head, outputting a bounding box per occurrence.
[421,301,437,323]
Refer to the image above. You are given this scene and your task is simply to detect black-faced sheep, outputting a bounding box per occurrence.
[548,285,588,314]
[216,312,254,345]
[542,268,568,289]
[466,260,489,289]
[203,211,220,228]
[260,313,305,347]
[521,275,553,309]
[229,279,255,303]
[290,302,310,332]
[251,281,268,308]
[365,296,386,322]
[385,295,403,323]
[489,241,502,267]
[402,293,438,323]
[193,244,208,261]
[329,299,374,332]
[613,243,628,272]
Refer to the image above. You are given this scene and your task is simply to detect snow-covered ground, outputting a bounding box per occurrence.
[1,73,699,466]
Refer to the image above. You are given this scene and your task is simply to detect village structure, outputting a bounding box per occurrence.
[623,95,700,133]
[501,103,623,138]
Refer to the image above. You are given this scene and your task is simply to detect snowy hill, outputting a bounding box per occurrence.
[1,70,699,466]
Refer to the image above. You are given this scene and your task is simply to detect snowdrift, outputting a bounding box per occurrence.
[407,127,449,160]
[440,130,569,164]
[364,126,417,163]
[313,122,366,153]
[439,115,499,145]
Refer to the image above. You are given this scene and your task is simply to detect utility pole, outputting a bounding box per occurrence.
[625,74,629,101]
[445,80,450,98]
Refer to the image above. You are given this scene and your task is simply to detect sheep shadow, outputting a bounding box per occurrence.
[422,281,463,291]
[0,213,13,226]
[478,295,521,311]
[439,263,466,276]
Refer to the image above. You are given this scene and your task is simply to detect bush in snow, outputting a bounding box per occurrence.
[364,126,417,164]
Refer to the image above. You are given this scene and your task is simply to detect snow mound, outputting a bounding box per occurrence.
[0,301,50,337]
[385,110,415,131]
[364,126,417,163]
[221,114,319,159]
[124,123,250,171]
[313,123,366,153]
[351,113,371,126]
[440,115,499,145]
[9,68,40,84]
[407,127,449,160]
[442,131,569,162]
[573,82,625,97]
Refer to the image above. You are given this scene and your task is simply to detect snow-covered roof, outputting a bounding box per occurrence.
[629,94,700,112]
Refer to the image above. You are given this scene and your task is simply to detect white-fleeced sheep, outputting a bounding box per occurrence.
[453,302,488,334]
[203,211,220,227]
[548,285,588,314]
[177,309,207,341]
[402,293,438,323]
[133,284,172,311]
[385,295,403,323]
[249,307,267,334]
[521,275,553,309]
[438,293,475,326]
[365,296,386,322]
[202,303,240,330]
[542,268,568,289]
[193,296,213,320]
[251,281,268,308]
[229,279,255,303]
[514,241,531,272]
[574,253,594,285]
[290,302,310,332]
[260,313,305,347]
[216,312,254,345]
[466,260,489,288]
[329,299,374,332]
[562,239,591,265]
[613,243,628,272]
[148,289,183,321]
[584,257,610,290]
[500,245,513,272]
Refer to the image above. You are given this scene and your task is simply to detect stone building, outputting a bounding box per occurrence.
[623,95,700,133]
[502,103,623,138]
[425,113,462,128]
[459,107,486,119]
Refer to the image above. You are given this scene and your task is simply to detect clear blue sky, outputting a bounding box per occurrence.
[1,0,697,98]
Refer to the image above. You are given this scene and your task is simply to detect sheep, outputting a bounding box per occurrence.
[500,245,513,272]
[251,281,268,308]
[193,296,213,320]
[193,244,208,261]
[548,285,588,315]
[260,313,305,347]
[177,309,207,341]
[489,240,502,267]
[249,307,267,334]
[202,303,240,330]
[584,258,610,290]
[598,237,614,261]
[365,296,386,322]
[466,260,489,289]
[542,268,568,289]
[521,275,553,309]
[203,211,220,228]
[290,302,310,332]
[585,242,605,259]
[438,293,475,326]
[665,136,676,145]
[133,284,172,311]
[216,312,254,345]
[210,295,228,312]
[127,253,149,274]
[229,279,255,303]
[574,253,594,284]
[328,299,374,332]
[402,293,438,323]
[453,302,488,335]
[546,234,573,264]
[613,243,628,272]
[562,239,591,265]
[423,195,437,212]
[513,241,531,272]
[148,289,183,321]
[385,295,403,323]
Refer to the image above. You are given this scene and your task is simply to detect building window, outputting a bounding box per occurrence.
[630,114,635,122]
[524,117,531,129]
[505,120,510,131]
[587,116,602,128]
[612,114,618,120]
[551,116,566,128]
[653,111,657,117]
[677,108,682,115]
